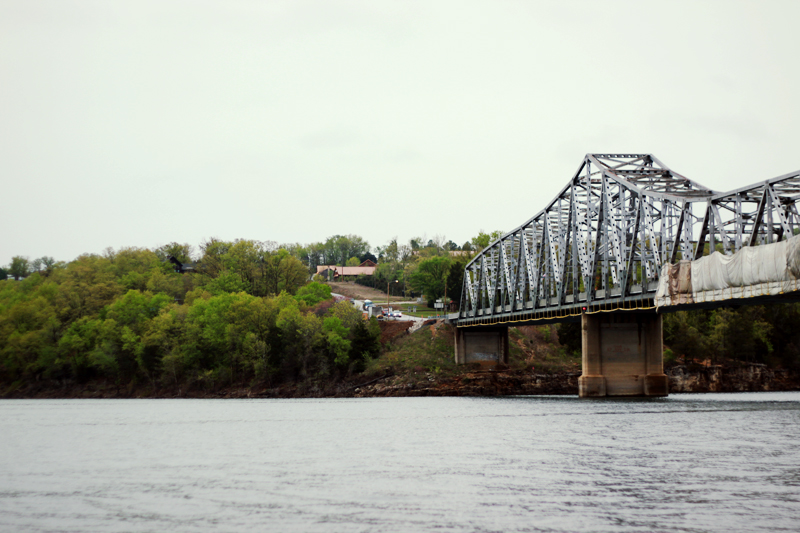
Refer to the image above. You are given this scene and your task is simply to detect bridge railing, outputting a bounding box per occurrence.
[457,154,800,325]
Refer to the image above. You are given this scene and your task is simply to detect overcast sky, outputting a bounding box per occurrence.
[2,0,799,265]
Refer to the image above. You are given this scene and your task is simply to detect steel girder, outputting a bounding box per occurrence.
[457,154,800,324]
[695,170,800,256]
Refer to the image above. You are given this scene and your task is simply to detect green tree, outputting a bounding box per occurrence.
[663,310,707,363]
[55,255,123,321]
[206,272,249,295]
[383,239,399,262]
[302,242,326,273]
[270,251,308,296]
[446,258,468,310]
[197,238,232,278]
[470,230,504,251]
[347,318,381,372]
[40,256,57,270]
[32,256,58,276]
[328,300,363,329]
[408,255,452,306]
[155,242,193,263]
[145,267,188,299]
[318,235,370,266]
[87,318,123,384]
[323,316,351,367]
[346,256,361,266]
[295,282,332,306]
[275,294,316,379]
[0,293,59,379]
[196,240,308,297]
[374,262,405,293]
[557,321,582,356]
[9,256,30,280]
[58,316,103,381]
[293,311,324,378]
[107,290,171,333]
[141,307,189,385]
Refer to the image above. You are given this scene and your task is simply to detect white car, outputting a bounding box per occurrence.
[393,311,402,318]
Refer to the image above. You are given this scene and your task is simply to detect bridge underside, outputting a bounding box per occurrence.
[452,290,800,397]
[454,295,655,328]
[453,311,667,398]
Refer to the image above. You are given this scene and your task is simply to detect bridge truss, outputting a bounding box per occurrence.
[457,154,800,325]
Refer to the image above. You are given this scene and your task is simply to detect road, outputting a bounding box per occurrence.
[332,293,424,325]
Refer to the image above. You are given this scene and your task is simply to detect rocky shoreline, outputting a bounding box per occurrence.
[667,363,800,393]
[349,363,800,397]
[4,363,798,399]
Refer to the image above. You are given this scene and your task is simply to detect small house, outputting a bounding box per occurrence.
[168,256,196,274]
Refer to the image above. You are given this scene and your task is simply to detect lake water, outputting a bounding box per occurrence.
[1,393,799,532]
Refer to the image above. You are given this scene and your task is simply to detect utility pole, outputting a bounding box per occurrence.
[387,279,398,307]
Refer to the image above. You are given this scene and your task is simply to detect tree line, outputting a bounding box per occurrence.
[5,228,800,395]
[0,230,506,392]
[0,242,382,393]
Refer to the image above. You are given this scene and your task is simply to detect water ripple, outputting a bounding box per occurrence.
[1,393,799,532]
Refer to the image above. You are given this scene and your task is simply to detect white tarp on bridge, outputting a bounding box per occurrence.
[655,234,800,308]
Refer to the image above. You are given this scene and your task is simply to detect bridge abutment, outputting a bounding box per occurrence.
[578,312,668,398]
[454,326,509,367]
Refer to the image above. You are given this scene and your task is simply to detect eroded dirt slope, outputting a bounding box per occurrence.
[326,281,406,303]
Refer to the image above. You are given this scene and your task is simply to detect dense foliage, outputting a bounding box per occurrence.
[662,305,800,369]
[0,244,381,393]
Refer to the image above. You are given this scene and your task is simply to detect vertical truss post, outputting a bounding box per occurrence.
[489,246,500,314]
[710,205,732,254]
[749,188,768,247]
[622,195,641,296]
[695,204,712,260]
[589,175,606,301]
[523,229,537,308]
[558,189,574,305]
[735,194,743,251]
[642,196,660,279]
[769,185,792,239]
[480,256,489,313]
[670,202,686,263]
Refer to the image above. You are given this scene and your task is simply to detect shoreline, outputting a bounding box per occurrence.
[4,363,799,399]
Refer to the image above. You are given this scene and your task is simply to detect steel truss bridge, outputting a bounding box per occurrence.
[456,154,800,326]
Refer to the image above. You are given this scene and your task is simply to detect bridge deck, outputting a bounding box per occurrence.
[453,290,800,328]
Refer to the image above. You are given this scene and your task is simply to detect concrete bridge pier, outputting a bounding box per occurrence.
[578,312,669,398]
[454,326,509,367]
